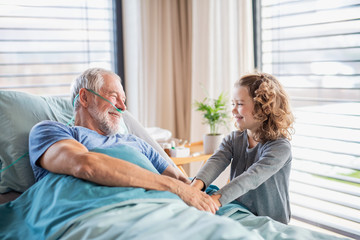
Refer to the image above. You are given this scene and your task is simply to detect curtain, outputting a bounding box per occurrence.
[122,0,254,142]
[190,0,255,142]
[122,0,192,140]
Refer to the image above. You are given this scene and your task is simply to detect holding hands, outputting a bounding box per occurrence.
[190,178,222,209]
[175,181,219,214]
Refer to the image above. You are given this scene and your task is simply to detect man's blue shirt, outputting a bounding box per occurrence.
[29,120,169,181]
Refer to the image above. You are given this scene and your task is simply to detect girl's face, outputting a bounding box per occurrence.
[231,86,260,132]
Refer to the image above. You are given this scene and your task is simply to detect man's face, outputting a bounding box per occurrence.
[87,73,126,136]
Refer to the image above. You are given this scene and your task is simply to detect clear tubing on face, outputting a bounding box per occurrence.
[73,88,123,113]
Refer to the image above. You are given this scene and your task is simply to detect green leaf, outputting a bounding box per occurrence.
[193,91,230,134]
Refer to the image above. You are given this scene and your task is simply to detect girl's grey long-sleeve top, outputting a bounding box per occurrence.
[196,130,292,224]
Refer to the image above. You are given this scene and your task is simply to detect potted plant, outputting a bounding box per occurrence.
[194,92,230,154]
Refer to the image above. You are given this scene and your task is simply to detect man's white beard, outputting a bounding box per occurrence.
[88,105,120,136]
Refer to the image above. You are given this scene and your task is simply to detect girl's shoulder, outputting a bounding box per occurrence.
[226,130,246,141]
[229,130,246,138]
[261,137,291,151]
[223,130,248,147]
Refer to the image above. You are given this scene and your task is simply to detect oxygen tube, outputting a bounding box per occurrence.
[73,88,123,113]
[0,116,74,173]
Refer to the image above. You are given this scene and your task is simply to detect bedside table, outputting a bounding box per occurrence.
[170,141,212,177]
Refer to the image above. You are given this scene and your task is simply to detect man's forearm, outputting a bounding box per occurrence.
[73,152,182,192]
[74,152,219,213]
[40,139,218,213]
[40,139,178,192]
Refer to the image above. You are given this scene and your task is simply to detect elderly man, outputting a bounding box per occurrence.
[28,68,218,213]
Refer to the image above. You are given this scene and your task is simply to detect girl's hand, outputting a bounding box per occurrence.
[211,194,222,207]
[191,178,205,190]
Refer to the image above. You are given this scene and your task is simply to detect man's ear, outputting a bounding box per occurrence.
[78,88,89,108]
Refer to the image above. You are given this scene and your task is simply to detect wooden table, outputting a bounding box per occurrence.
[170,141,212,177]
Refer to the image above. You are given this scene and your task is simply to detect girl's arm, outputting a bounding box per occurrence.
[216,139,291,206]
[192,133,235,190]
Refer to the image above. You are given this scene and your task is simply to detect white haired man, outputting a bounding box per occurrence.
[28,68,218,213]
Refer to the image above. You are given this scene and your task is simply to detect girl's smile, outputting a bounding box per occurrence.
[231,86,260,133]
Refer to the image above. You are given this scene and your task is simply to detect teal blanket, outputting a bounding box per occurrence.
[0,173,255,240]
[0,146,348,239]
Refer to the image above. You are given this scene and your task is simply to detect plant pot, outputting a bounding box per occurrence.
[203,133,224,154]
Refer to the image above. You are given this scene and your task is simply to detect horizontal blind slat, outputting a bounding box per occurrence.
[260,0,360,237]
[0,0,115,95]
[291,172,360,196]
[291,205,360,239]
[290,195,360,223]
[262,19,360,40]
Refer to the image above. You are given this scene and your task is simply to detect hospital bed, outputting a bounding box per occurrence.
[0,90,349,239]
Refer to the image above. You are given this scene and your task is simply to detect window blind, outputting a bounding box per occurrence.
[256,0,360,238]
[0,0,116,97]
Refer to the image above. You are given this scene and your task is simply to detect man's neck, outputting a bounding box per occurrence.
[74,110,105,135]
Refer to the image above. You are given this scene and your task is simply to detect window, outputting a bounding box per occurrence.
[255,0,360,238]
[0,0,116,97]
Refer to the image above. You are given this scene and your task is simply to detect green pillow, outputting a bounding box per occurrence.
[0,90,130,193]
[0,91,74,193]
[91,145,159,174]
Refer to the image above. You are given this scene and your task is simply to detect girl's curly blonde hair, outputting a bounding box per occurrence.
[234,72,294,142]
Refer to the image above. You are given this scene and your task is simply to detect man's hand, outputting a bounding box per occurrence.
[161,165,191,184]
[175,183,219,214]
[182,177,192,184]
[190,178,222,208]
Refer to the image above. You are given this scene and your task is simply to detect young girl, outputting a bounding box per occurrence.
[192,72,294,224]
